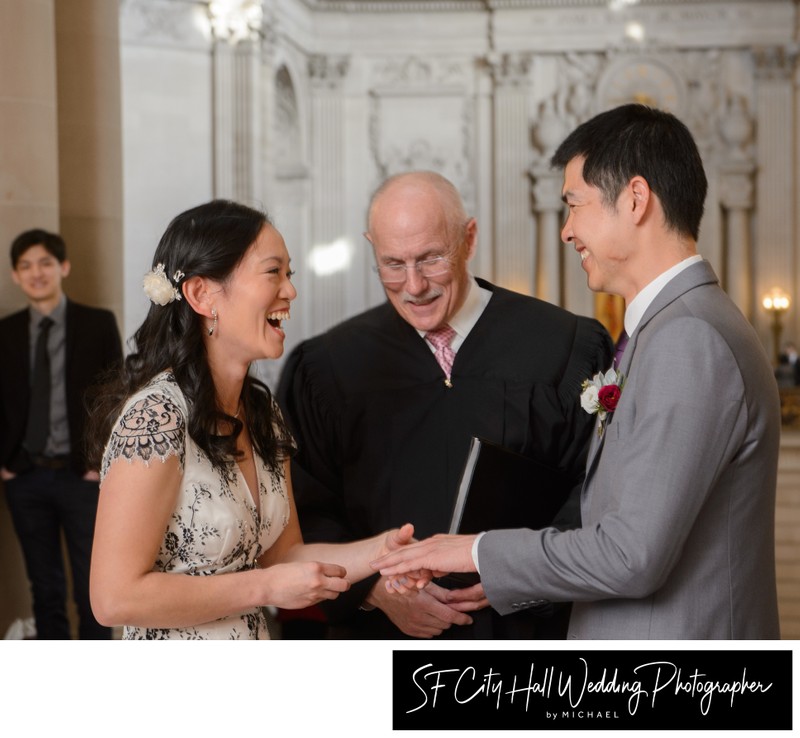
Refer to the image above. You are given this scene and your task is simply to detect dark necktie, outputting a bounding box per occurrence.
[24,316,54,455]
[613,330,629,369]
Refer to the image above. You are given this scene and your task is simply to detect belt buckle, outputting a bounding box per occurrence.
[32,454,70,471]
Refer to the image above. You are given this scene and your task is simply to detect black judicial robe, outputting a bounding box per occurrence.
[277,278,613,639]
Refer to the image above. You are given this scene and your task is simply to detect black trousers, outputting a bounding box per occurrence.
[4,466,110,639]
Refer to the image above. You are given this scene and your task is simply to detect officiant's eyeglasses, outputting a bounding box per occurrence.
[372,256,452,284]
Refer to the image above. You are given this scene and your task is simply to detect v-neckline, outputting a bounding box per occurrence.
[236,446,260,520]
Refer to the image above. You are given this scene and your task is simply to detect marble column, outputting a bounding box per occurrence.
[754,46,797,343]
[717,91,756,320]
[308,54,350,335]
[54,0,123,319]
[212,39,261,203]
[719,162,755,321]
[490,53,534,296]
[530,92,575,308]
[529,165,564,306]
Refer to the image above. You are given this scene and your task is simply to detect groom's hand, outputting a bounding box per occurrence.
[372,533,478,585]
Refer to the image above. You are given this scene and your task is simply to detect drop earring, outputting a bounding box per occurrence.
[208,308,218,336]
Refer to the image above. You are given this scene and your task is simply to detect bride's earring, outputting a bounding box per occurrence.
[208,308,218,336]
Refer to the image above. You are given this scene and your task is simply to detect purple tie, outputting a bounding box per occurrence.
[426,324,456,380]
[614,331,629,369]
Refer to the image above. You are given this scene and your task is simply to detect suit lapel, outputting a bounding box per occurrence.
[582,260,720,484]
[632,260,719,340]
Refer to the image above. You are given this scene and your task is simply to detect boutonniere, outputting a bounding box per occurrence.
[580,368,625,436]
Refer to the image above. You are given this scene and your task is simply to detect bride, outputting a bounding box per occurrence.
[87,199,412,639]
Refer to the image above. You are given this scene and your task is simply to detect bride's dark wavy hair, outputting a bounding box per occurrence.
[86,199,294,471]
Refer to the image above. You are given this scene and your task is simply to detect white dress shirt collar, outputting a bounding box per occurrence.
[624,255,702,337]
[417,275,492,352]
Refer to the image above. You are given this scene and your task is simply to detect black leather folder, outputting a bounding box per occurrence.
[448,436,565,535]
[438,437,566,588]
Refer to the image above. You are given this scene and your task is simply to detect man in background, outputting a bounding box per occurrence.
[0,229,122,639]
[775,342,800,387]
[278,171,612,639]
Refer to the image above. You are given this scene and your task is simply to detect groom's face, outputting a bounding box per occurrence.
[560,156,633,302]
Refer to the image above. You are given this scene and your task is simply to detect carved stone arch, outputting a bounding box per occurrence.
[595,54,686,117]
[274,63,305,177]
[262,57,312,385]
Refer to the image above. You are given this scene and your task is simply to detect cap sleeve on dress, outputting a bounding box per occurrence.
[101,389,187,480]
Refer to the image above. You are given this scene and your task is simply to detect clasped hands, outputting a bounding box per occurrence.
[372,532,480,595]
[368,530,488,637]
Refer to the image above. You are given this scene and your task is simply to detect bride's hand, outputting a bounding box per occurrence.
[376,522,416,558]
[371,523,435,594]
[260,561,350,610]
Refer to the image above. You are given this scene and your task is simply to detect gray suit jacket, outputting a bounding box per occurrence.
[479,260,781,639]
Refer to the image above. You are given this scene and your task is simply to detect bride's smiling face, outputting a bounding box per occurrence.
[209,224,297,364]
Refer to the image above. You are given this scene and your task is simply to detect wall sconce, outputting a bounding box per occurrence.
[762,287,791,365]
[208,0,263,44]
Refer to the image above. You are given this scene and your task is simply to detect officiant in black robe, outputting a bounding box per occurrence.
[277,171,612,639]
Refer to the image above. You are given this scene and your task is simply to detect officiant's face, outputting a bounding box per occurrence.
[367,181,477,333]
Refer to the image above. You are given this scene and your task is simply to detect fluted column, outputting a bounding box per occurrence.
[718,93,756,321]
[54,0,123,317]
[529,96,570,307]
[719,164,756,320]
[212,39,260,202]
[530,165,564,306]
[0,0,59,316]
[754,46,797,341]
[491,53,534,296]
[308,54,350,335]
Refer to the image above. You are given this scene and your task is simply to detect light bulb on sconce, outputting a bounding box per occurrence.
[761,287,791,365]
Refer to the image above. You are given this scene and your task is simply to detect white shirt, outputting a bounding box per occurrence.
[418,275,492,352]
[624,255,703,336]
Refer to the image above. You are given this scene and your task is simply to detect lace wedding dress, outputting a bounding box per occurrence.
[101,372,291,639]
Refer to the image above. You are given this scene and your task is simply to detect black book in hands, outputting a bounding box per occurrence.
[437,437,567,589]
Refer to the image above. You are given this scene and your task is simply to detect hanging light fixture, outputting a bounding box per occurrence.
[208,0,263,44]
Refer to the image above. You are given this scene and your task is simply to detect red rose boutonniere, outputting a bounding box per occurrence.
[580,368,625,436]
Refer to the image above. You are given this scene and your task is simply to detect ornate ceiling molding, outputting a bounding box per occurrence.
[300,0,775,11]
[120,0,210,48]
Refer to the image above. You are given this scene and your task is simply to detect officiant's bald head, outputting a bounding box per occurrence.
[364,171,477,333]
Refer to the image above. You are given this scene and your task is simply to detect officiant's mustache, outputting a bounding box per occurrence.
[401,287,443,304]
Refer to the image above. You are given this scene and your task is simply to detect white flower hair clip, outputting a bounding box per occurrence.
[143,263,183,305]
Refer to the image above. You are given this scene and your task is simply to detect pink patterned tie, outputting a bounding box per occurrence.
[426,324,456,381]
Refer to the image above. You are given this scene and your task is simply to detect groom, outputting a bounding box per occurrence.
[374,104,781,639]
